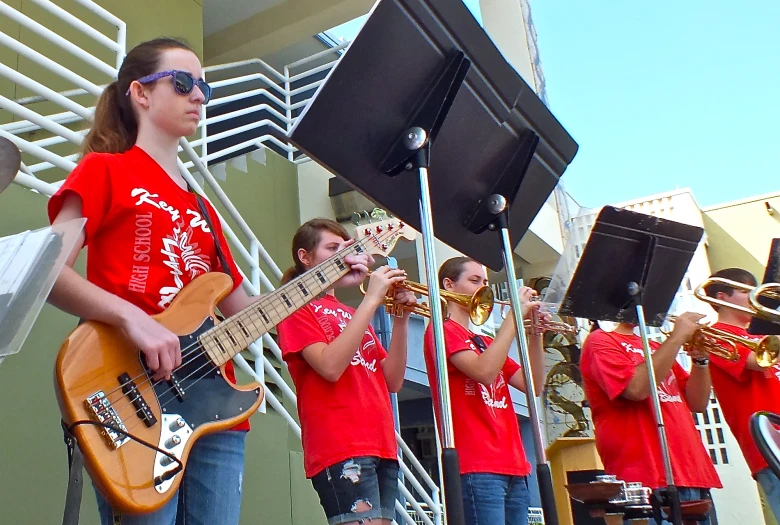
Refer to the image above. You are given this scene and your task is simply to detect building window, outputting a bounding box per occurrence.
[695,396,729,465]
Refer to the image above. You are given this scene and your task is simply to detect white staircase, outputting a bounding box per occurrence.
[0,2,442,524]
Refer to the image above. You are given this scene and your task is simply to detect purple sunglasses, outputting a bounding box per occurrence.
[125,70,212,103]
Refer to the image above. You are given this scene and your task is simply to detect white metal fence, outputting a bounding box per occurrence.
[0,2,441,524]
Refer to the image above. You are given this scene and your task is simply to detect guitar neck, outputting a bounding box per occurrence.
[200,239,369,365]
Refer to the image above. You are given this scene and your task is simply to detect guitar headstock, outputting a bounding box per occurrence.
[354,218,417,258]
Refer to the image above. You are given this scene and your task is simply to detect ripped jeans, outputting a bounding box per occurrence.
[94,431,246,525]
[310,456,399,525]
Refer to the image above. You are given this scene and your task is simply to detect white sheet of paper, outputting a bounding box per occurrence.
[0,229,54,296]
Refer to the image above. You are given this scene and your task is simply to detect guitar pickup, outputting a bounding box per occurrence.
[118,372,157,427]
[167,373,185,402]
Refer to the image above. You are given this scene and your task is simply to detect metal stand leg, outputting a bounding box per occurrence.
[634,299,682,525]
[484,193,558,524]
[417,164,466,525]
[497,220,560,525]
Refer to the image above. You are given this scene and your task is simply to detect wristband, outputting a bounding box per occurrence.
[692,357,709,366]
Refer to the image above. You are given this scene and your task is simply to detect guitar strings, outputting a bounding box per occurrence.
[103,297,282,425]
[102,242,370,428]
[96,232,395,437]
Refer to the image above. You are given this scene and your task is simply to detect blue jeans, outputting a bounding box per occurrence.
[624,487,714,525]
[95,431,246,525]
[310,457,399,525]
[757,468,780,521]
[461,473,530,525]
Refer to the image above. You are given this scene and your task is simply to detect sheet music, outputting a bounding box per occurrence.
[0,219,84,364]
[0,229,54,296]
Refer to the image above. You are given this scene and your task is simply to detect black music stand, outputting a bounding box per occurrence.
[749,238,780,336]
[289,1,578,523]
[558,206,704,525]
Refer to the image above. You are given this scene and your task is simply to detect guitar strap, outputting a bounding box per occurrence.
[192,189,234,282]
[61,421,85,525]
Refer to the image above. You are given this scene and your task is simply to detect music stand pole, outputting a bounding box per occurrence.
[407,129,467,525]
[630,286,682,525]
[488,195,560,525]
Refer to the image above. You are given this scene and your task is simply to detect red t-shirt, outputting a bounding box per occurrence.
[708,322,780,476]
[581,330,722,489]
[48,145,249,431]
[423,319,531,476]
[276,294,396,478]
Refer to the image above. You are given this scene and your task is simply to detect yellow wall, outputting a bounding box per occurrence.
[703,193,780,278]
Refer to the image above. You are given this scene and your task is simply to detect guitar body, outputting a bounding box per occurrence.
[54,273,263,514]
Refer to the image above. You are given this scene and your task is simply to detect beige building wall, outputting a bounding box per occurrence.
[297,161,337,224]
[703,192,780,278]
[479,0,536,90]
[204,0,373,65]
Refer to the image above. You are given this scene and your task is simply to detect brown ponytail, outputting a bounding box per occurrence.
[281,218,351,284]
[438,256,476,289]
[82,37,195,155]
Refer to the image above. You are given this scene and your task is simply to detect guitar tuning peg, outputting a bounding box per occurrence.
[353,212,362,225]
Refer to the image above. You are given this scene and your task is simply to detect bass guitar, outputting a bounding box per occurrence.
[55,218,414,514]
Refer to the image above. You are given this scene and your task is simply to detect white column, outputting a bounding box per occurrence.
[478,0,537,91]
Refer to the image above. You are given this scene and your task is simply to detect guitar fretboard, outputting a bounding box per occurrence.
[199,238,370,366]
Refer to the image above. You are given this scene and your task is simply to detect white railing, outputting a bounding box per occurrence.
[198,40,347,166]
[0,3,442,523]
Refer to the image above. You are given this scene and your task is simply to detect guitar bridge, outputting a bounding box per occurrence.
[85,391,129,449]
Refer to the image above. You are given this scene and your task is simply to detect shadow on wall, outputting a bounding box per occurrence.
[701,214,764,277]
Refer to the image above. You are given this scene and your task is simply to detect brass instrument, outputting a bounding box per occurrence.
[694,277,780,324]
[749,283,780,324]
[360,274,579,334]
[665,315,780,368]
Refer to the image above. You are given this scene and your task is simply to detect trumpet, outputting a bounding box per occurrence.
[750,283,780,324]
[665,315,780,368]
[360,273,579,334]
[694,277,780,324]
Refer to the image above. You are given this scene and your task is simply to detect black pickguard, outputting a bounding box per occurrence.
[145,317,261,429]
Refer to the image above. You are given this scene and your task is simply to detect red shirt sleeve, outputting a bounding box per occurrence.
[277,305,329,358]
[443,321,478,359]
[47,153,112,244]
[201,199,243,292]
[583,331,637,401]
[503,356,522,380]
[708,345,750,381]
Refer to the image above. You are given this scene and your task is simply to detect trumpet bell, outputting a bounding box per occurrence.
[750,283,780,325]
[756,335,780,368]
[465,286,495,326]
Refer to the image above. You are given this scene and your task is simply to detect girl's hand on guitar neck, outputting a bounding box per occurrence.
[120,307,183,381]
[333,239,375,289]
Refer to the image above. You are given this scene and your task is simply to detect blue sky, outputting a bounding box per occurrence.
[328,1,779,208]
